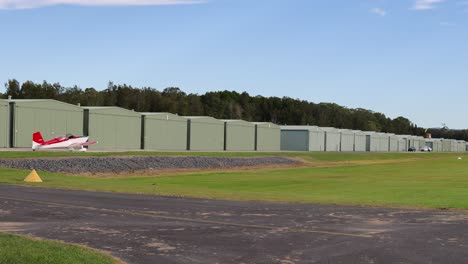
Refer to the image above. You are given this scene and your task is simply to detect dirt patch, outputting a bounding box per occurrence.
[0,222,30,232]
[77,161,305,178]
[145,241,176,251]
[0,209,11,215]
[199,212,233,217]
[366,219,394,226]
[76,226,122,235]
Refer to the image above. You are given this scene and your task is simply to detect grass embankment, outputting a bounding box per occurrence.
[0,233,119,264]
[0,151,468,209]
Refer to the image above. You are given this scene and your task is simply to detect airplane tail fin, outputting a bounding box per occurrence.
[32,132,44,150]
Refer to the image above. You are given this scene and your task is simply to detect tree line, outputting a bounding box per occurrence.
[2,79,466,140]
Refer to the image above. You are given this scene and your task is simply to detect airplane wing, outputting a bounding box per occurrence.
[69,141,97,147]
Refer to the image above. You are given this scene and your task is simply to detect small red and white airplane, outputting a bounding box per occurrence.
[32,132,97,152]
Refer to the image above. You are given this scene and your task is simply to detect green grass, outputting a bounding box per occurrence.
[1,152,468,209]
[0,233,120,264]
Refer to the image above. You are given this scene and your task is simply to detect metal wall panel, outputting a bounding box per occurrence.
[85,107,141,150]
[442,139,451,152]
[389,135,398,152]
[322,128,340,152]
[224,120,255,151]
[340,130,355,152]
[367,133,380,152]
[433,141,438,152]
[412,137,420,149]
[255,123,280,151]
[281,126,324,152]
[0,101,8,148]
[309,127,325,151]
[457,141,466,152]
[280,130,309,151]
[185,117,224,151]
[397,137,407,152]
[435,140,443,152]
[143,113,187,151]
[377,134,389,152]
[13,100,83,148]
[353,132,367,152]
[450,140,457,152]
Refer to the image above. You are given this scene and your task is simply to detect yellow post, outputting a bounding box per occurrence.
[24,169,43,183]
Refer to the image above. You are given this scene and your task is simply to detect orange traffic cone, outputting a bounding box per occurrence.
[24,169,43,183]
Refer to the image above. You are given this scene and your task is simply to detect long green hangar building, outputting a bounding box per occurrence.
[83,107,141,150]
[0,100,8,148]
[141,113,187,151]
[8,100,83,148]
[184,116,225,151]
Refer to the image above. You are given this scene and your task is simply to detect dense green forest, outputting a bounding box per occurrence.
[2,79,467,140]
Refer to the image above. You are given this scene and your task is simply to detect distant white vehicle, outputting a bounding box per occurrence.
[419,146,432,152]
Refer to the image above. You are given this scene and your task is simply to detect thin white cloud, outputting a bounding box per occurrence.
[413,0,445,10]
[439,21,456,26]
[370,7,387,16]
[0,0,205,9]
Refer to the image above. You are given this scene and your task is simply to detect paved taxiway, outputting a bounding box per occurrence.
[1,185,467,263]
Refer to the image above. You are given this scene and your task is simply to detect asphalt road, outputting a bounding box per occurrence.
[1,185,468,264]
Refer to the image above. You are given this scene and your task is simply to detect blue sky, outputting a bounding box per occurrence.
[0,0,467,128]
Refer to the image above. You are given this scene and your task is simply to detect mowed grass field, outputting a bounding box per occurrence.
[0,232,120,264]
[0,151,468,209]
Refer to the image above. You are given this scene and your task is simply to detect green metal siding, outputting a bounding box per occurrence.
[0,101,8,148]
[451,140,457,152]
[389,135,398,152]
[280,130,309,151]
[354,132,367,152]
[397,137,407,152]
[442,139,451,152]
[13,100,83,148]
[309,130,325,152]
[432,140,442,152]
[186,117,224,151]
[144,113,187,151]
[377,134,389,152]
[323,128,340,152]
[255,123,280,151]
[457,141,465,152]
[412,137,421,149]
[224,120,255,151]
[366,133,380,152]
[339,130,355,152]
[85,107,141,150]
[281,126,325,152]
